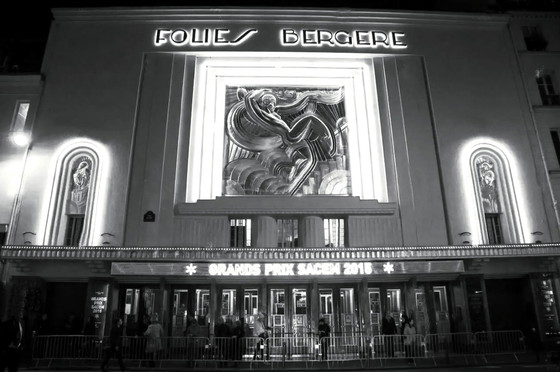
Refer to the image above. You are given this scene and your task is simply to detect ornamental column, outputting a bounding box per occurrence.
[252,216,277,248]
[300,216,324,247]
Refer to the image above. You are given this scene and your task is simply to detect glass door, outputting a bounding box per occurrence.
[292,288,308,337]
[340,288,356,338]
[386,288,401,324]
[270,289,286,337]
[244,288,259,332]
[415,289,429,335]
[121,286,164,338]
[320,289,334,331]
[433,286,450,334]
[368,288,381,335]
[220,289,237,322]
[172,290,188,336]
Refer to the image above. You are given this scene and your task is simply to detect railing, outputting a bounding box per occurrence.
[31,330,527,369]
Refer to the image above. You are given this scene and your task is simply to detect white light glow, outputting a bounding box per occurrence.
[10,131,31,147]
[458,138,529,244]
[38,138,111,246]
[186,53,388,203]
[1,159,23,197]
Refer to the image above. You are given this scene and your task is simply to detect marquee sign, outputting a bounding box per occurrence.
[111,260,463,276]
[154,28,407,49]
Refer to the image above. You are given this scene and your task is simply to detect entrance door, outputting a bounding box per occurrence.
[244,288,259,331]
[172,289,188,336]
[433,286,450,334]
[415,289,429,335]
[368,288,381,335]
[414,285,450,334]
[268,286,310,338]
[319,286,359,336]
[292,288,308,338]
[121,286,165,337]
[368,287,403,335]
[169,286,211,338]
[270,289,286,336]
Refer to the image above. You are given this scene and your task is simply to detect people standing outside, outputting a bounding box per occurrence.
[0,312,24,372]
[318,318,331,360]
[252,313,271,361]
[214,317,231,366]
[100,317,125,372]
[185,317,202,366]
[381,311,398,357]
[232,318,245,364]
[32,313,50,359]
[144,314,163,367]
[403,318,417,363]
[62,312,80,335]
[81,315,97,358]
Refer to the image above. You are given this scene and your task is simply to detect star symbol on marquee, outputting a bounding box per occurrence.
[383,262,394,274]
[184,263,197,275]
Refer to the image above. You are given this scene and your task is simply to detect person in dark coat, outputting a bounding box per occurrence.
[100,318,125,372]
[0,312,24,372]
[318,318,331,360]
[81,315,97,358]
[232,319,245,363]
[381,311,398,357]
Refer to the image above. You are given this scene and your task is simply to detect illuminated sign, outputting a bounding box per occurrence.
[155,28,258,46]
[153,28,406,49]
[112,260,463,276]
[281,29,406,48]
[91,295,107,314]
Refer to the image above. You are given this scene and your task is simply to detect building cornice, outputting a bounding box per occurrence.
[51,7,509,26]
[2,243,559,262]
[0,75,42,88]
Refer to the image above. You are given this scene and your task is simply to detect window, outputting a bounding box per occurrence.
[485,214,504,244]
[0,224,7,245]
[11,102,29,132]
[536,72,559,106]
[522,26,548,51]
[64,215,84,246]
[551,130,560,166]
[324,218,345,247]
[277,219,298,247]
[230,219,251,247]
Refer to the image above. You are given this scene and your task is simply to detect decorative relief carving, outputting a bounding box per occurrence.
[69,157,92,214]
[476,156,500,213]
[223,86,350,196]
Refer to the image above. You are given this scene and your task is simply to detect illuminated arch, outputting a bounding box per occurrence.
[470,145,523,244]
[44,145,101,246]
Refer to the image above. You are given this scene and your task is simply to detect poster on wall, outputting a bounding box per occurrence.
[536,273,560,337]
[86,282,109,338]
[223,86,351,196]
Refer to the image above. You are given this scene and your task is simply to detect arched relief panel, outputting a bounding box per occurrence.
[470,146,523,244]
[44,146,100,246]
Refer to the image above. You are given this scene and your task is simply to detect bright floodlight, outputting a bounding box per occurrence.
[10,131,31,147]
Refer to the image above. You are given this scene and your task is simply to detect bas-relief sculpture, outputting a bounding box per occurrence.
[69,158,91,214]
[476,156,500,213]
[223,86,351,196]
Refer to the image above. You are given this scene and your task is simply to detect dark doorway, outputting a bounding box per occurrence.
[486,278,536,332]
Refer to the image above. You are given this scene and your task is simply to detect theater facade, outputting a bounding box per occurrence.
[1,7,560,345]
